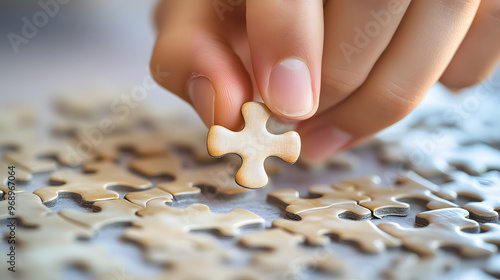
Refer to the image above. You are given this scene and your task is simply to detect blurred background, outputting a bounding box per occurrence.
[1,0,499,130]
[1,1,500,279]
[0,0,191,118]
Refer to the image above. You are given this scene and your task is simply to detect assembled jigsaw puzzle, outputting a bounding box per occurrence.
[1,86,499,280]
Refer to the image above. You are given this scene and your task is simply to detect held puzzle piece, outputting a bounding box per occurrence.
[239,228,345,277]
[438,171,500,223]
[330,172,458,218]
[378,208,500,257]
[272,202,401,253]
[34,161,152,206]
[207,102,301,189]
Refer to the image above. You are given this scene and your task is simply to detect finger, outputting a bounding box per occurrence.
[246,0,324,119]
[440,0,500,90]
[318,0,410,114]
[150,1,252,130]
[299,0,480,163]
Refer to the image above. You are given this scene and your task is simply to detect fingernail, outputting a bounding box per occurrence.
[300,125,352,163]
[269,58,314,117]
[188,76,215,127]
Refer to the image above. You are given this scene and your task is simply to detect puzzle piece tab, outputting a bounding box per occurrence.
[130,154,248,198]
[34,161,151,205]
[125,188,173,208]
[379,208,500,257]
[88,131,168,160]
[268,188,370,219]
[207,102,300,188]
[383,253,456,280]
[273,203,401,253]
[59,199,142,233]
[124,202,264,263]
[334,173,457,218]
[239,228,345,277]
[0,160,31,194]
[438,171,500,223]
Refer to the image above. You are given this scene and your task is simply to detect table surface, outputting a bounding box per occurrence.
[1,1,499,279]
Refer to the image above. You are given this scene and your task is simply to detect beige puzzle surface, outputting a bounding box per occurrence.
[273,202,401,253]
[383,253,456,280]
[0,161,31,194]
[268,187,370,219]
[438,171,500,223]
[207,102,301,189]
[130,153,248,197]
[123,201,264,263]
[2,86,500,280]
[239,228,345,277]
[34,161,152,205]
[124,187,173,208]
[331,173,458,218]
[59,199,143,233]
[379,208,500,257]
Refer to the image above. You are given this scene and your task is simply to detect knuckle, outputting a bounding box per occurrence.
[378,80,417,117]
[486,0,500,23]
[321,70,365,98]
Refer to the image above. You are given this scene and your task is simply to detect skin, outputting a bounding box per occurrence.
[150,0,500,163]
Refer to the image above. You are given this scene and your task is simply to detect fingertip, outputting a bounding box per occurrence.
[266,58,319,120]
[297,121,352,163]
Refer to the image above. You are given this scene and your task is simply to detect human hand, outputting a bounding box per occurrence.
[150,0,500,163]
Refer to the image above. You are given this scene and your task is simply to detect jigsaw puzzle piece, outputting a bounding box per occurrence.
[130,154,248,198]
[438,171,500,223]
[147,249,258,280]
[337,172,457,218]
[268,188,370,219]
[138,201,264,236]
[18,244,113,280]
[484,254,500,278]
[17,213,92,247]
[125,188,173,208]
[87,131,168,160]
[124,202,263,264]
[59,199,142,233]
[0,106,36,132]
[207,102,300,189]
[442,143,500,175]
[0,161,31,194]
[34,161,151,206]
[0,192,51,226]
[239,228,345,277]
[299,150,359,169]
[3,139,92,173]
[273,203,401,253]
[383,253,456,280]
[378,208,500,257]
